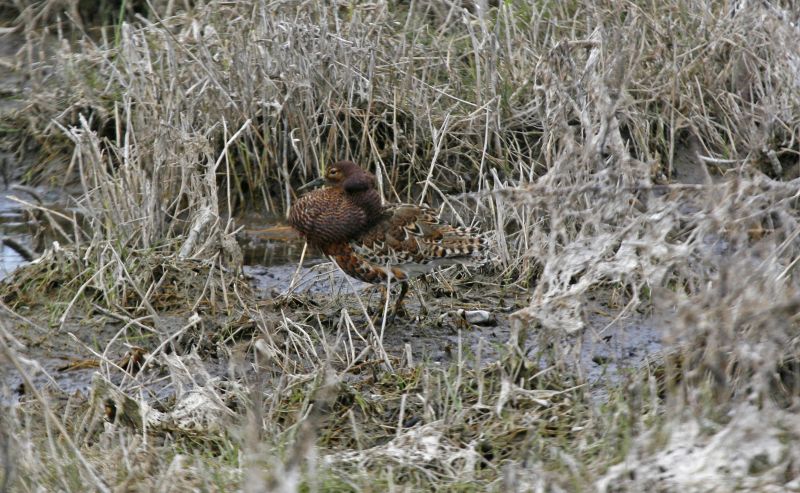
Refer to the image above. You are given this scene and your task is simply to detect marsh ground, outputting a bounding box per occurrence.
[1,1,799,491]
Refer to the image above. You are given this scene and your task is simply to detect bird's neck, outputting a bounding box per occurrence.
[349,189,383,225]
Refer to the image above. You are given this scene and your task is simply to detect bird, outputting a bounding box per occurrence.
[288,160,486,316]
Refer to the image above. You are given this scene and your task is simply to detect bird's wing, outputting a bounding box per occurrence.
[289,188,368,244]
[351,204,485,267]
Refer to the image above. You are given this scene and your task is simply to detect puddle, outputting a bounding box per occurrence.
[0,184,79,279]
[0,242,26,278]
[0,190,34,279]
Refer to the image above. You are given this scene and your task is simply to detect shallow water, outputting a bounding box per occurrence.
[0,242,25,278]
[0,191,32,279]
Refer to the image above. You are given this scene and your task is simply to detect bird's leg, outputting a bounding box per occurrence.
[370,279,397,325]
[393,281,410,318]
[368,284,388,315]
[413,278,430,317]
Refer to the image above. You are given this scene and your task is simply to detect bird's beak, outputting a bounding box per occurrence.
[297,176,325,191]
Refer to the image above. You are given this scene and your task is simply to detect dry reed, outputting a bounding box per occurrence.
[0,0,798,491]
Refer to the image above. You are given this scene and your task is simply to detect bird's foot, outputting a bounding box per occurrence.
[367,302,409,326]
[370,310,395,327]
[393,302,410,319]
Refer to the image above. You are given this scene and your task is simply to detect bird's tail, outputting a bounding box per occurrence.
[425,225,487,259]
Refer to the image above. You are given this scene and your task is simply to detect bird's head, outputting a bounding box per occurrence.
[299,160,376,193]
[325,160,375,192]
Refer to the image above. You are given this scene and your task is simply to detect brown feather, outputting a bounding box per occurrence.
[289,162,485,286]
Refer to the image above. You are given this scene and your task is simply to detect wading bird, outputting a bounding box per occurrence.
[288,160,485,316]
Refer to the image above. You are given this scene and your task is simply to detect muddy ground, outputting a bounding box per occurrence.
[0,193,665,405]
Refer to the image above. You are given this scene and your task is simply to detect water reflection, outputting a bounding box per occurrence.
[0,242,25,279]
[0,191,33,280]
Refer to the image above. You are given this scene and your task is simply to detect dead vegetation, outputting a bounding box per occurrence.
[1,0,799,491]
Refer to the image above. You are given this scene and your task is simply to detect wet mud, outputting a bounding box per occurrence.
[0,196,667,408]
